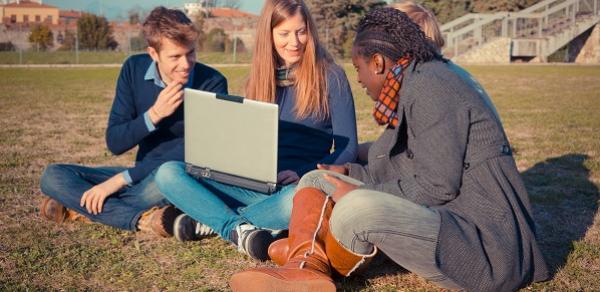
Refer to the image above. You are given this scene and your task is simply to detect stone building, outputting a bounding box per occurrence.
[183,1,259,52]
[0,0,59,25]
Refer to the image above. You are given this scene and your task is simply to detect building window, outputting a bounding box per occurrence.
[35,15,41,22]
[10,15,16,23]
[23,15,29,23]
[47,15,52,23]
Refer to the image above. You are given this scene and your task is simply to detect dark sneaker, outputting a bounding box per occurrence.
[230,223,274,261]
[173,214,215,242]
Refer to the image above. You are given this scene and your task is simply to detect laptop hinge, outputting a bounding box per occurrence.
[216,93,244,103]
[185,164,278,194]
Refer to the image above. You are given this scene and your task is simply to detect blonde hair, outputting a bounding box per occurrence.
[246,0,332,120]
[390,1,445,50]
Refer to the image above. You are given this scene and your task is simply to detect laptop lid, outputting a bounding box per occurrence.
[184,88,278,185]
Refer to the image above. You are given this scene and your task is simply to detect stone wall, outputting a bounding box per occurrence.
[0,25,29,49]
[452,37,511,64]
[573,24,600,64]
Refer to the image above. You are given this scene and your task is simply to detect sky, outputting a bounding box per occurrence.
[44,0,266,20]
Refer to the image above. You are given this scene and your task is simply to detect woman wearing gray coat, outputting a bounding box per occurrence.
[230,8,549,292]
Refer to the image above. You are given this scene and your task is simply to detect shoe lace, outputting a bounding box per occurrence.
[299,195,331,269]
[195,222,214,237]
[236,224,253,254]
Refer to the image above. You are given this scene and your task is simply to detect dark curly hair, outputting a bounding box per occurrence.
[354,7,440,63]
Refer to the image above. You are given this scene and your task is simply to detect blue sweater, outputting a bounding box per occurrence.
[106,54,228,184]
[277,64,358,176]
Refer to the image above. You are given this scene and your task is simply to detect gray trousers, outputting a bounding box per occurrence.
[298,170,462,290]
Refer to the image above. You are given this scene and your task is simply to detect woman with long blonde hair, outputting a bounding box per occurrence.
[155,0,358,261]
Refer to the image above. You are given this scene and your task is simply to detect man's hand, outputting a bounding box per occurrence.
[324,174,359,202]
[317,164,348,175]
[80,173,127,215]
[277,170,300,185]
[148,79,186,125]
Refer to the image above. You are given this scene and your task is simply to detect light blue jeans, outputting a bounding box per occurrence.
[40,164,168,230]
[300,170,463,290]
[154,161,296,241]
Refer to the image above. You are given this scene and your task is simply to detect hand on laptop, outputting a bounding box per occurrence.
[277,170,300,185]
[317,164,348,175]
[149,79,186,125]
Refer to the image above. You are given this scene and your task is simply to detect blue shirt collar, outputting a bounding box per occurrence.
[144,61,195,88]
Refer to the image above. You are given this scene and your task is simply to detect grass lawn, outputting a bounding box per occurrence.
[0,51,253,65]
[0,64,599,291]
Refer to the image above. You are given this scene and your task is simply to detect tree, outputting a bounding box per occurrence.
[128,5,147,25]
[128,10,141,25]
[129,34,147,52]
[28,24,54,51]
[417,0,472,24]
[471,0,542,13]
[306,0,386,58]
[77,13,118,50]
[58,30,77,51]
[408,0,544,24]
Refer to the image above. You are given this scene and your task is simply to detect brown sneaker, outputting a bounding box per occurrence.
[137,205,181,237]
[40,196,90,223]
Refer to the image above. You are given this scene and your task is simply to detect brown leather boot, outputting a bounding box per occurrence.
[266,205,378,274]
[269,229,377,275]
[230,187,336,291]
[268,238,289,266]
[325,228,377,277]
[40,196,91,223]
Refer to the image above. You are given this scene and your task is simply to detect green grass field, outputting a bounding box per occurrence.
[0,51,253,65]
[0,64,599,291]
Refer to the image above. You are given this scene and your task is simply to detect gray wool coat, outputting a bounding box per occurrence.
[347,60,550,291]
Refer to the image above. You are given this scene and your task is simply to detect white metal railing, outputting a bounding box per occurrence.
[440,0,600,60]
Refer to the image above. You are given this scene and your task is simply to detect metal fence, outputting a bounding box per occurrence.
[0,50,252,65]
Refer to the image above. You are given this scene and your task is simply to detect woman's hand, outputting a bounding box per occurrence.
[324,174,359,202]
[80,173,127,215]
[317,163,348,175]
[277,170,300,185]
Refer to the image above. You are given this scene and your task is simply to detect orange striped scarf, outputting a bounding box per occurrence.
[373,57,411,128]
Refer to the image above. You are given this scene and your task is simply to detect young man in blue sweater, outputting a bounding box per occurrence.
[39,7,228,236]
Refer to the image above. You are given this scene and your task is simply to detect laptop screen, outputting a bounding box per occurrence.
[184,89,279,184]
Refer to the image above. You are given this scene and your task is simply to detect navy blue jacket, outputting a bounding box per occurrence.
[106,54,228,183]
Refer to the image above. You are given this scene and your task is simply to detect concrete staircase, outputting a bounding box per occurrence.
[441,0,600,63]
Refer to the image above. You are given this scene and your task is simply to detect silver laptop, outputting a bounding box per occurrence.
[184,88,279,194]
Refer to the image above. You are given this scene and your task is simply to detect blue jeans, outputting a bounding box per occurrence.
[300,170,463,290]
[40,164,169,230]
[155,161,296,241]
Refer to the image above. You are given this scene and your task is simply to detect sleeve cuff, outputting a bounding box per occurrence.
[121,170,133,185]
[143,111,157,132]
